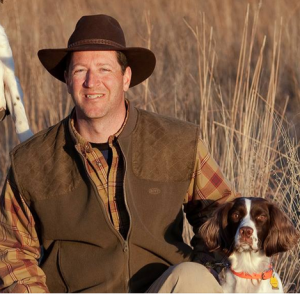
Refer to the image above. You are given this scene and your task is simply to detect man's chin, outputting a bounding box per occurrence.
[76,108,107,120]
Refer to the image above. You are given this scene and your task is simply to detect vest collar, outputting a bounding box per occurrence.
[66,99,138,146]
[118,100,138,139]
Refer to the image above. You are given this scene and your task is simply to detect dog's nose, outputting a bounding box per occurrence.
[239,226,253,238]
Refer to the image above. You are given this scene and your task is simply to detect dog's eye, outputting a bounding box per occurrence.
[256,214,267,222]
[231,212,240,221]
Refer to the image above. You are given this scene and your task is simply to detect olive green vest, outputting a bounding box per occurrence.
[10,104,199,293]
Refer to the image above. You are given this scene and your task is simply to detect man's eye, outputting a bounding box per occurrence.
[74,69,85,74]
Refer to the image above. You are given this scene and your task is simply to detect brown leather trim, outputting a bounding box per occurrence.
[68,39,124,49]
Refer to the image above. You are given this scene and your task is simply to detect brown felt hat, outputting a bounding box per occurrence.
[38,14,156,88]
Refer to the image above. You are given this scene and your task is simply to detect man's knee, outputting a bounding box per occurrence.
[147,262,223,293]
[171,262,222,292]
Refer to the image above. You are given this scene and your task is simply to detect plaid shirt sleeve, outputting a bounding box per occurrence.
[0,177,49,293]
[184,138,240,267]
[185,137,238,203]
[184,138,240,229]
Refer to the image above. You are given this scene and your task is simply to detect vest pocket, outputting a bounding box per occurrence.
[57,241,70,292]
[40,241,68,293]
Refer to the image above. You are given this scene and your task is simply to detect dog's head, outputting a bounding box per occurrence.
[199,197,300,257]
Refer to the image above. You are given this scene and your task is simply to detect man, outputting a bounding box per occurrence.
[0,14,238,293]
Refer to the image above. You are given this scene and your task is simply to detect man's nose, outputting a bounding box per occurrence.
[84,70,99,88]
[239,226,253,238]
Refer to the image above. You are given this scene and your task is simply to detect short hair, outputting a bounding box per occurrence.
[116,51,128,74]
[65,51,128,75]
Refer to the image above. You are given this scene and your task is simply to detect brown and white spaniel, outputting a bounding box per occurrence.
[199,197,300,293]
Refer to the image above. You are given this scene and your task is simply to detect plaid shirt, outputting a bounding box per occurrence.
[71,111,130,239]
[0,109,238,293]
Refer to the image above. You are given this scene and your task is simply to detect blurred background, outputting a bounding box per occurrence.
[0,0,299,292]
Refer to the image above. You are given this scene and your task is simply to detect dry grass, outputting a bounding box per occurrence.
[0,0,299,292]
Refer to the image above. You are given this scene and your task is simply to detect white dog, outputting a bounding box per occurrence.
[0,24,33,142]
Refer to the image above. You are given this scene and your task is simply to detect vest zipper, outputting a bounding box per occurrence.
[76,148,131,291]
[118,142,132,292]
[74,149,126,241]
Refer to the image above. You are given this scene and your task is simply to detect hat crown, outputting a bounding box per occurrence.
[68,14,126,48]
[38,14,156,87]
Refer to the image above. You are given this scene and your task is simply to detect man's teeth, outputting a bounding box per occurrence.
[86,94,104,99]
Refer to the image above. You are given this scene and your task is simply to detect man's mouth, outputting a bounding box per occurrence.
[85,94,105,99]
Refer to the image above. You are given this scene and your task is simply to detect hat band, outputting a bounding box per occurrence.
[68,39,125,49]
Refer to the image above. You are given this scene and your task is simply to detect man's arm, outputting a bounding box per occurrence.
[183,138,240,271]
[184,138,238,205]
[0,174,49,293]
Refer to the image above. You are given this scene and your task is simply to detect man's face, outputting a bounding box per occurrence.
[64,50,131,121]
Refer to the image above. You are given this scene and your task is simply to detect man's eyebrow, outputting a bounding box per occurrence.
[71,62,113,68]
[95,62,113,67]
[70,63,87,69]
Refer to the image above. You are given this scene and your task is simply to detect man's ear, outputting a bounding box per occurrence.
[123,66,132,92]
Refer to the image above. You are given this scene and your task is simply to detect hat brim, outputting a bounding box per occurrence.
[38,45,156,88]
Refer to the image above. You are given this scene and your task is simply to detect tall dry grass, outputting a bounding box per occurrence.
[182,4,300,291]
[0,0,299,292]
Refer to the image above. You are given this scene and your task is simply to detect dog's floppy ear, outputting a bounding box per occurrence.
[264,202,300,257]
[199,201,234,252]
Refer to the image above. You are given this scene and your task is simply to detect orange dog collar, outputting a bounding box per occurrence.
[230,265,273,280]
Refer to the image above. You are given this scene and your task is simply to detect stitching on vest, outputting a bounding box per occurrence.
[11,118,83,202]
[132,109,198,182]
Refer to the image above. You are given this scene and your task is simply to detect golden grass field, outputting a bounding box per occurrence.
[0,0,299,292]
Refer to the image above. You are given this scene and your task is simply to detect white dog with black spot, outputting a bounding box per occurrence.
[0,24,33,142]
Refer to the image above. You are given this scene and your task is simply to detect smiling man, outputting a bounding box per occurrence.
[65,50,131,143]
[0,15,238,293]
